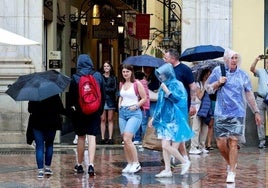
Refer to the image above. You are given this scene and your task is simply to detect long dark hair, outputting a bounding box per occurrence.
[119,64,135,83]
[198,68,211,82]
[100,61,115,76]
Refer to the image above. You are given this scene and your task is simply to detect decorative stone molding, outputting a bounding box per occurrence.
[0,59,35,93]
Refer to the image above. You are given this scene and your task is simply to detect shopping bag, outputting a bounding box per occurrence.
[142,126,162,151]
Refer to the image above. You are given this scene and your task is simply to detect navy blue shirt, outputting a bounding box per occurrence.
[173,63,195,109]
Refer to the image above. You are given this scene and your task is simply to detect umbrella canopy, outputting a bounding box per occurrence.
[179,45,224,62]
[191,60,224,81]
[122,54,165,67]
[0,28,39,45]
[5,70,70,101]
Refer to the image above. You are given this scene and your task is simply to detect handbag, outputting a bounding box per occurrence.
[26,117,34,145]
[142,126,162,151]
[149,89,158,102]
[197,91,211,118]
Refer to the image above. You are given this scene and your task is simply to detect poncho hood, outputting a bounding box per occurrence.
[155,63,175,83]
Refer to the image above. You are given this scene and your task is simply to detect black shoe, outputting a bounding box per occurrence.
[107,139,113,145]
[74,165,84,174]
[100,139,106,145]
[88,165,96,176]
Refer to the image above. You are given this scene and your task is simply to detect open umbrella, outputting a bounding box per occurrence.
[122,54,165,67]
[180,45,224,62]
[0,28,39,45]
[191,60,224,81]
[5,70,70,101]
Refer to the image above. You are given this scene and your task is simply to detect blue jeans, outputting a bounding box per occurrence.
[33,129,56,169]
[119,106,142,135]
[134,109,149,142]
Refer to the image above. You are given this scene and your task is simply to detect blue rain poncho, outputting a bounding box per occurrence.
[205,49,252,141]
[152,63,194,142]
[205,65,252,117]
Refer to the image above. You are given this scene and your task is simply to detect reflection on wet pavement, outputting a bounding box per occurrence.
[0,144,266,188]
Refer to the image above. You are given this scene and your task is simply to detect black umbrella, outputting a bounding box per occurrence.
[123,54,165,67]
[5,70,70,101]
[180,45,225,62]
[191,60,224,81]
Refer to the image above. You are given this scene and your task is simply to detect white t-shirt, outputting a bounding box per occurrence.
[120,85,139,107]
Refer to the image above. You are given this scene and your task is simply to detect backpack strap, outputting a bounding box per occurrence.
[133,81,139,96]
[220,64,226,76]
[120,80,139,97]
[219,64,226,87]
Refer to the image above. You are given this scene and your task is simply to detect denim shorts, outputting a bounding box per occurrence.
[104,102,116,110]
[119,106,142,135]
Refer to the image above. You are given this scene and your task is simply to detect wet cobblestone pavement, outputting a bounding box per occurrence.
[0,144,266,188]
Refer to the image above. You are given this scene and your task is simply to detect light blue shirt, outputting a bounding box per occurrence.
[206,65,252,117]
[255,69,268,97]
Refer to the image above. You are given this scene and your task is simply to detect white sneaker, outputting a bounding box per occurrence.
[155,170,172,178]
[122,163,132,173]
[189,148,202,155]
[73,136,78,144]
[226,172,236,183]
[133,141,141,145]
[201,148,209,154]
[128,163,141,173]
[181,160,191,175]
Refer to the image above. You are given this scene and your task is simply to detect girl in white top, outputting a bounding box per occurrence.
[118,64,146,173]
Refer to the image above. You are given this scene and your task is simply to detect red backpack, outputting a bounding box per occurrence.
[78,72,101,114]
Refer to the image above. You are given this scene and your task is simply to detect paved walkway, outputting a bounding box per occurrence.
[0,144,266,188]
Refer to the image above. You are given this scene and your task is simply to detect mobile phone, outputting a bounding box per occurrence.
[259,55,268,59]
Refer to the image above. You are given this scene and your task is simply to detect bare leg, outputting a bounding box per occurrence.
[163,141,186,163]
[162,142,172,172]
[206,118,214,148]
[107,110,114,139]
[179,142,188,159]
[216,137,229,165]
[87,135,96,165]
[123,132,139,163]
[228,137,238,172]
[100,111,106,140]
[77,135,86,164]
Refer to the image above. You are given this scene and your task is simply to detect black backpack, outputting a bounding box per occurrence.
[209,64,226,101]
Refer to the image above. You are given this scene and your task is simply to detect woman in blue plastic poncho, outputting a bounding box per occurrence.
[148,63,194,178]
[204,49,261,183]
